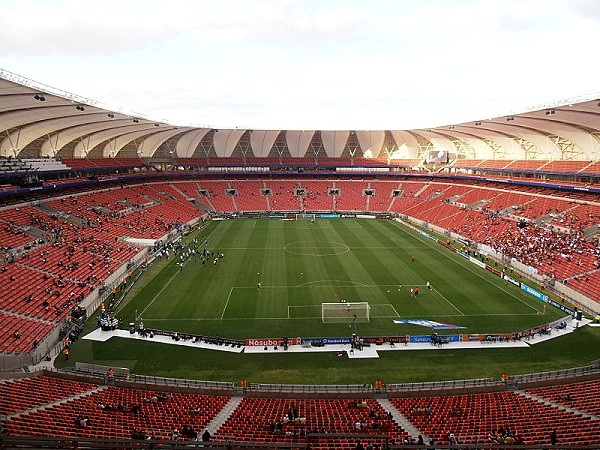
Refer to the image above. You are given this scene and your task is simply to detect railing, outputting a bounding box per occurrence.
[512,361,600,385]
[246,383,373,394]
[127,373,235,391]
[74,362,130,379]
[47,360,600,396]
[387,377,501,393]
[2,435,600,450]
[0,435,309,450]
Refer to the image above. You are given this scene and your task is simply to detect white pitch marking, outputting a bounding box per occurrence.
[220,287,234,319]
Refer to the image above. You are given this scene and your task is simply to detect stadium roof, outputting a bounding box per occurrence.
[1,71,600,161]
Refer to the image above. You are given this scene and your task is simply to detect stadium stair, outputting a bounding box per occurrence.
[514,390,599,421]
[196,182,218,212]
[192,198,213,213]
[4,382,107,419]
[376,398,428,442]
[386,195,397,212]
[209,396,243,436]
[264,182,272,211]
[229,183,239,212]
[412,183,431,198]
[168,183,191,200]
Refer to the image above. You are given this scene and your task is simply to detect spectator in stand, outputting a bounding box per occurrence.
[74,416,89,427]
[182,425,197,439]
[550,430,558,446]
[131,429,145,440]
[106,367,115,385]
[448,432,458,445]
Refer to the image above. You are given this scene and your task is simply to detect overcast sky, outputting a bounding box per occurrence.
[1,0,599,130]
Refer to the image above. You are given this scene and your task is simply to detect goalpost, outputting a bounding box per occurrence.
[295,213,316,221]
[322,302,371,323]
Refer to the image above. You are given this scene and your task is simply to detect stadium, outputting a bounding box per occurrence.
[1,3,600,446]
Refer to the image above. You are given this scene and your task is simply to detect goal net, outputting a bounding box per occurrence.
[295,213,316,221]
[322,302,371,323]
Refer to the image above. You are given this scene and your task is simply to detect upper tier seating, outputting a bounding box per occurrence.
[453,159,510,169]
[171,181,202,199]
[268,181,301,211]
[198,181,236,212]
[504,160,546,171]
[0,158,68,173]
[367,181,399,212]
[541,160,591,173]
[232,180,269,212]
[581,161,600,174]
[300,181,334,211]
[334,180,368,212]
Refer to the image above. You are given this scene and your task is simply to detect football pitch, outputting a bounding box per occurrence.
[63,218,600,383]
[118,218,561,339]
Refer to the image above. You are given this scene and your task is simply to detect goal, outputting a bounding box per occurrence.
[321,302,371,323]
[295,213,316,221]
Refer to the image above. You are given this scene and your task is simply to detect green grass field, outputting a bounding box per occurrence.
[58,218,600,383]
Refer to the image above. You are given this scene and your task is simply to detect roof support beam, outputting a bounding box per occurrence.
[513,137,538,160]
[452,139,476,159]
[483,138,507,160]
[549,134,584,160]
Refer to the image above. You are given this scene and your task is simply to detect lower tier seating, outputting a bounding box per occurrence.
[3,375,600,448]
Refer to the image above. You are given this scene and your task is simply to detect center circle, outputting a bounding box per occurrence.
[284,240,350,256]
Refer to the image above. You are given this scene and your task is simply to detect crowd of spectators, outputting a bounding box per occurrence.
[485,224,600,279]
[486,426,524,445]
